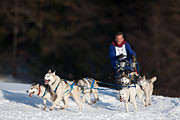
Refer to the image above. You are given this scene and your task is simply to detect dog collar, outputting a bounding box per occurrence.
[37,87,41,96]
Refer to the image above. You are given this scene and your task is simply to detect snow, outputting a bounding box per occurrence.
[0,81,180,120]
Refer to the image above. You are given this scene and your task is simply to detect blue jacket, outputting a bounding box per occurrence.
[109,41,136,71]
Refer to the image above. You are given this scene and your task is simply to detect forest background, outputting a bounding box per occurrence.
[0,0,180,97]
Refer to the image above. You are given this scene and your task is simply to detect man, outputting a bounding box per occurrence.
[109,32,139,74]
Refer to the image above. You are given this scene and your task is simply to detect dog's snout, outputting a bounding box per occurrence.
[26,90,28,93]
[122,82,126,86]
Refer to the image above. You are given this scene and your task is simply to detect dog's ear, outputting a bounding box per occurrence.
[143,75,146,80]
[48,69,52,73]
[32,83,38,86]
[53,71,56,75]
[36,84,40,88]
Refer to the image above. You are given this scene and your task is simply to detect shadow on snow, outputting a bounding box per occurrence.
[0,89,52,109]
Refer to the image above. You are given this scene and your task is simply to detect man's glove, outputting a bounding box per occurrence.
[132,55,136,62]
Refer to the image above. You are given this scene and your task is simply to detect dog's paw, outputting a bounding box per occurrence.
[145,104,148,107]
[148,103,151,105]
[49,108,54,111]
[89,103,93,105]
[92,100,97,104]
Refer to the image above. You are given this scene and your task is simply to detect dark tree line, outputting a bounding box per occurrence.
[0,0,180,97]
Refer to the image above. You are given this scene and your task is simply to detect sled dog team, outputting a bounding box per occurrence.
[26,69,157,113]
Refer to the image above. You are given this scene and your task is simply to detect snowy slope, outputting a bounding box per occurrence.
[0,82,180,120]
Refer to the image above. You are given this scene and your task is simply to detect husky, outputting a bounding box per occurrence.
[116,71,138,88]
[78,77,99,104]
[44,70,82,112]
[26,83,60,110]
[119,84,145,112]
[120,76,131,87]
[138,76,157,106]
[119,71,138,87]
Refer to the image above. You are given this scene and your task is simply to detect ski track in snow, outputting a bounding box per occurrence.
[0,82,179,120]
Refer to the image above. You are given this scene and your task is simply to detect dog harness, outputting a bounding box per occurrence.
[85,77,96,89]
[127,84,136,88]
[54,81,60,93]
[89,78,95,89]
[42,88,47,97]
[63,80,75,94]
[42,86,50,98]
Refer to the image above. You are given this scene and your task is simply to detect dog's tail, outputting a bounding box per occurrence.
[149,76,157,84]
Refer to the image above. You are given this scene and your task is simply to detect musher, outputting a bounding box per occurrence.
[109,32,139,85]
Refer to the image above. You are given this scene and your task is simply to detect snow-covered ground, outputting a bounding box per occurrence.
[0,81,180,120]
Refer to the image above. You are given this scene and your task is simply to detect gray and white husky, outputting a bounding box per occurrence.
[44,70,82,112]
[78,77,99,104]
[138,76,157,106]
[26,83,59,110]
